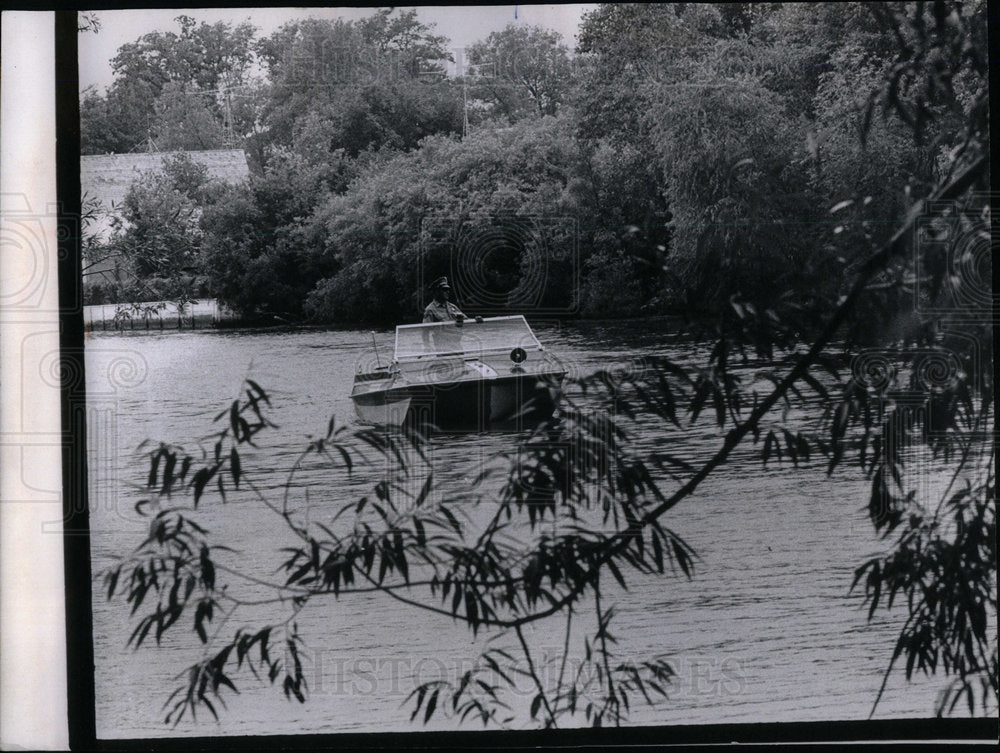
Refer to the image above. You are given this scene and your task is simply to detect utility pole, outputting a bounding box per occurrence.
[201,86,246,148]
[222,88,236,148]
[461,59,495,140]
[462,76,469,139]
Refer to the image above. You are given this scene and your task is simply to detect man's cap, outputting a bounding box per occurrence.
[430,276,451,290]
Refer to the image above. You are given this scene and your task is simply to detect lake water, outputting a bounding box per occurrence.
[84,321,964,738]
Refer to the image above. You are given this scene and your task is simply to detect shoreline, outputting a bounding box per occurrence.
[83,299,696,334]
[84,312,695,336]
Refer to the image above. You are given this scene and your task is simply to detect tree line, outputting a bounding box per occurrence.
[83,3,984,324]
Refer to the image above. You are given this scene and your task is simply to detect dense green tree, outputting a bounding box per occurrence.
[571,1,982,316]
[575,136,672,316]
[119,155,206,277]
[304,115,583,323]
[256,13,460,159]
[196,10,463,321]
[357,7,452,76]
[643,35,821,311]
[109,14,256,92]
[199,147,346,319]
[93,153,218,303]
[254,17,364,144]
[80,85,135,155]
[81,15,257,154]
[465,25,573,120]
[572,5,726,313]
[151,83,228,151]
[81,79,159,154]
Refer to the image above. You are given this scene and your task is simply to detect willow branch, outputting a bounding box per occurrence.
[594,584,619,726]
[514,623,558,728]
[500,153,988,629]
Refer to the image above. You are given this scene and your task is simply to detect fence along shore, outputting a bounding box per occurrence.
[84,298,238,330]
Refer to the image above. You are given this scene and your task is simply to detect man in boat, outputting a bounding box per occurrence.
[423,277,481,324]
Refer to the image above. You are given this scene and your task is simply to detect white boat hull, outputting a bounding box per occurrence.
[351,370,563,429]
[349,316,565,430]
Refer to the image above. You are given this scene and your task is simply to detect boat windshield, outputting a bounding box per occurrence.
[395,316,542,360]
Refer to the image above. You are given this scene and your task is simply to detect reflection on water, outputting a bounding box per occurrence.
[86,321,958,738]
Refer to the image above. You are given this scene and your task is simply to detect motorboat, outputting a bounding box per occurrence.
[350,315,567,429]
